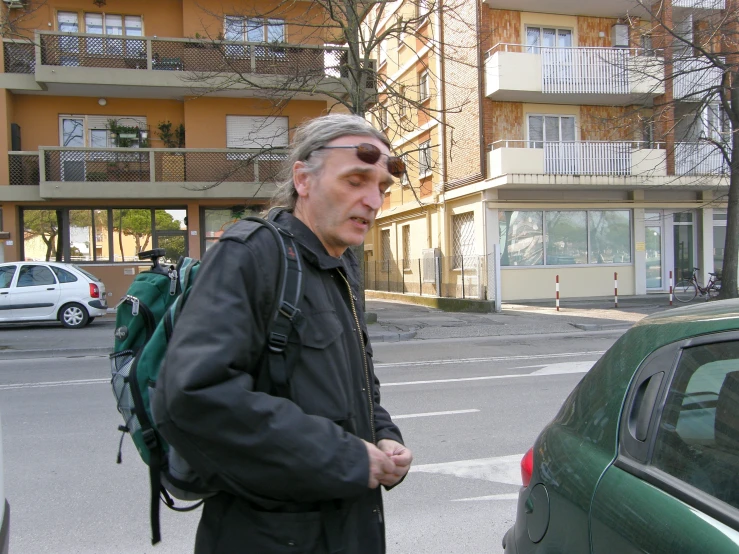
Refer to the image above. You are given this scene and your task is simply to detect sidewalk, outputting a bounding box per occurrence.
[365,294,676,341]
[0,295,678,357]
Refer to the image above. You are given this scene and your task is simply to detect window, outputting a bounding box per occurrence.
[17,265,56,287]
[226,116,288,161]
[60,115,148,151]
[398,85,408,118]
[202,207,260,251]
[417,0,432,21]
[525,26,572,53]
[83,13,143,56]
[499,210,632,266]
[399,153,409,186]
[589,211,632,264]
[51,266,78,283]
[0,266,16,289]
[652,340,739,510]
[224,16,285,57]
[378,42,387,67]
[57,12,80,65]
[378,104,389,129]
[528,115,575,148]
[452,212,475,270]
[397,15,406,46]
[419,70,429,101]
[418,140,432,176]
[714,210,726,275]
[499,211,544,266]
[402,225,411,269]
[381,229,392,272]
[21,207,186,263]
[546,211,587,265]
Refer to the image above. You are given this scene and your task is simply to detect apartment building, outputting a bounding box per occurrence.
[368,0,730,301]
[0,0,348,301]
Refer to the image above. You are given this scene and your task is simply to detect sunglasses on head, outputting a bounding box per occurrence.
[309,143,406,179]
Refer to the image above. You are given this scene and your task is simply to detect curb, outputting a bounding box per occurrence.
[368,330,418,342]
[0,346,112,359]
[569,322,633,331]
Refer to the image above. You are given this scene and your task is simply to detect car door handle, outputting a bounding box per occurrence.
[628,372,664,442]
[47,287,55,290]
[0,292,6,295]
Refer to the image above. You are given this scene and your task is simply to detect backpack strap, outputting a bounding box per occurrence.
[242,215,304,398]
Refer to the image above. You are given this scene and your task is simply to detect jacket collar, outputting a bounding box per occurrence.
[274,210,348,271]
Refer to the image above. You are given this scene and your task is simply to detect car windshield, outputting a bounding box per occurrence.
[72,265,102,282]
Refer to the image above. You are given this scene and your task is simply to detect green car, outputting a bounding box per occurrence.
[503,299,739,553]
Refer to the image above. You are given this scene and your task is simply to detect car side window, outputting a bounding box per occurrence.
[0,266,16,289]
[51,266,78,284]
[16,265,57,288]
[651,340,739,510]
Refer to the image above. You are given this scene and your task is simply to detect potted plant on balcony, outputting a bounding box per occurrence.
[157,120,186,181]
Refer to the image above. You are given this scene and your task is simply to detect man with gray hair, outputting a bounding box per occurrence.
[153,114,412,553]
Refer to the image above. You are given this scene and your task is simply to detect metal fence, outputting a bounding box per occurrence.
[37,32,346,78]
[365,254,493,301]
[673,58,723,100]
[40,147,287,183]
[675,142,729,175]
[3,41,35,73]
[9,152,40,185]
[541,47,630,94]
[544,141,633,175]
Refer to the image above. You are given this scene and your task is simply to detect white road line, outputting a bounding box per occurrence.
[382,360,595,387]
[411,454,524,485]
[0,378,108,390]
[452,493,520,502]
[393,409,479,419]
[374,350,604,369]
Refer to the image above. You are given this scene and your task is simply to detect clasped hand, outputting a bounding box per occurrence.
[364,439,413,488]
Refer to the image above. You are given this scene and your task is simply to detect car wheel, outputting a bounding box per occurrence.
[59,303,89,329]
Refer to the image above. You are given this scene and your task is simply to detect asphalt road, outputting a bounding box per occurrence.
[0,330,624,553]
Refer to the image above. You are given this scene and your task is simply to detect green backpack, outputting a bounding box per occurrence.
[110,215,303,545]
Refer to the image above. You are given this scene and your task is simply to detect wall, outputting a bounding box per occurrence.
[580,106,633,141]
[489,9,520,46]
[501,265,636,300]
[11,96,184,149]
[577,17,618,47]
[485,101,523,147]
[183,97,327,148]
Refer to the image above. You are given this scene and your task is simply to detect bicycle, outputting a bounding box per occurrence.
[673,267,721,303]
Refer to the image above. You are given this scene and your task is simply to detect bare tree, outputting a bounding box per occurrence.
[605,0,739,298]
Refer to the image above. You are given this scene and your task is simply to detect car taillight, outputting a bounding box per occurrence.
[89,283,100,298]
[521,447,534,487]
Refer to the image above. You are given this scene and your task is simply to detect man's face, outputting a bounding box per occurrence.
[293,135,394,257]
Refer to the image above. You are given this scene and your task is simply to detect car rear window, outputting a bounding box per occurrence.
[72,265,102,282]
[51,266,78,283]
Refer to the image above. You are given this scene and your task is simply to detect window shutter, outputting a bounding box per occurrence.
[226,116,288,149]
[86,115,147,130]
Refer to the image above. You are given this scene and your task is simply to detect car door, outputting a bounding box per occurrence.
[10,264,61,320]
[0,266,17,321]
[590,333,739,553]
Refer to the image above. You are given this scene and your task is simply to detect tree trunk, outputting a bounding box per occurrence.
[718,140,739,298]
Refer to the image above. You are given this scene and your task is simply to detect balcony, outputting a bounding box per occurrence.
[3,148,287,199]
[675,142,728,175]
[673,0,725,9]
[673,58,723,101]
[0,33,354,100]
[485,44,664,105]
[488,140,667,180]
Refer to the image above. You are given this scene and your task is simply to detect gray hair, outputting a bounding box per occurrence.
[270,114,392,210]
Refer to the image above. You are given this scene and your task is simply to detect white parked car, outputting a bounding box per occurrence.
[0,261,107,328]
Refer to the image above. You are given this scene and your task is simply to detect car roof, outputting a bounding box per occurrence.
[0,261,74,267]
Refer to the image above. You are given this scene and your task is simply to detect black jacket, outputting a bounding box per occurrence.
[152,211,404,553]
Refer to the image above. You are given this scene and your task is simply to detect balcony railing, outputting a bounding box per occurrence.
[673,58,723,100]
[9,152,40,185]
[39,147,287,184]
[3,40,35,74]
[485,43,662,96]
[675,142,728,175]
[490,140,664,176]
[35,32,345,77]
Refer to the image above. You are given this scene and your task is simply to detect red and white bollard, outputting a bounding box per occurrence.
[669,271,673,306]
[614,272,618,308]
[555,275,560,311]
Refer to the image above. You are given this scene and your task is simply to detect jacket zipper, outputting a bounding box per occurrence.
[337,270,376,445]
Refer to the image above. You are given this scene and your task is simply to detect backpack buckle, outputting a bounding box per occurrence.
[279,302,298,320]
[142,428,159,450]
[268,331,289,352]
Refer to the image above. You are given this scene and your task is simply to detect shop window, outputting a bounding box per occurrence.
[498,210,544,266]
